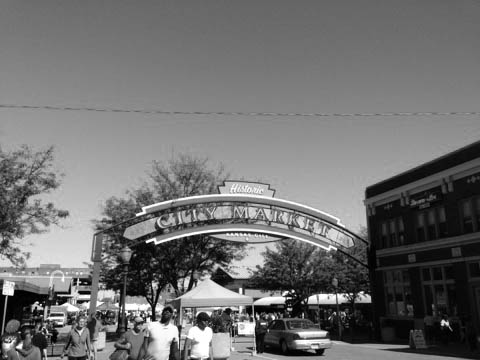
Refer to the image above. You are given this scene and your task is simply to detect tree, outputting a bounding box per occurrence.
[0,145,69,266]
[249,240,335,316]
[95,154,247,319]
[249,231,370,316]
[329,227,370,307]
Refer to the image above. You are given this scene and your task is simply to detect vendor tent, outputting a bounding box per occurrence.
[60,302,80,312]
[170,278,253,308]
[306,293,371,305]
[170,279,255,355]
[97,302,119,311]
[253,296,285,306]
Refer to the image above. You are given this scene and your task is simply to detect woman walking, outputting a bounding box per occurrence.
[61,316,93,360]
[440,314,453,345]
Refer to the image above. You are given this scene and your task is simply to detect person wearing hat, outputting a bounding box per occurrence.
[183,312,212,360]
[115,317,146,360]
[137,306,179,360]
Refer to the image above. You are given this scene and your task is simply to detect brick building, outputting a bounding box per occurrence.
[365,140,480,341]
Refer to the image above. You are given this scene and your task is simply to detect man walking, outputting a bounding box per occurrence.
[138,306,179,360]
[115,317,146,360]
[254,314,268,354]
[32,320,48,360]
[183,313,212,360]
[87,313,104,360]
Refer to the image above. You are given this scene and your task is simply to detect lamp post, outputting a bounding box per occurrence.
[119,246,132,334]
[332,277,342,340]
[44,270,65,321]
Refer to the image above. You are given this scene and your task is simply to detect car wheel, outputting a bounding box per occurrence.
[280,340,289,354]
[315,349,325,355]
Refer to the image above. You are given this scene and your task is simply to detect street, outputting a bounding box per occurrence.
[255,341,479,360]
[51,325,480,360]
[225,335,480,360]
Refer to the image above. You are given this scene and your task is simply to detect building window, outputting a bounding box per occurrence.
[422,265,456,316]
[383,270,413,317]
[389,219,397,246]
[468,261,480,278]
[379,217,405,248]
[415,206,447,242]
[415,212,426,242]
[460,196,480,234]
[380,222,388,248]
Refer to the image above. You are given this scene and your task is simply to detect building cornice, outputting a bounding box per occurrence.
[376,232,480,257]
[365,157,480,207]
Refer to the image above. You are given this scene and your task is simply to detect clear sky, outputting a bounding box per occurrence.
[1,0,479,268]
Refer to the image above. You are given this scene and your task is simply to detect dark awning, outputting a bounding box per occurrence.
[0,275,72,295]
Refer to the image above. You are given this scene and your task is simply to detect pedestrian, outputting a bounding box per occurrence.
[32,308,39,321]
[465,318,477,352]
[423,314,435,344]
[49,327,58,346]
[115,317,145,360]
[7,326,41,360]
[137,305,179,360]
[87,313,104,360]
[2,319,21,360]
[440,314,453,345]
[220,309,233,335]
[32,320,48,360]
[183,312,212,360]
[254,314,268,354]
[61,316,93,360]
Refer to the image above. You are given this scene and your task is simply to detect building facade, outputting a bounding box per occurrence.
[365,140,480,341]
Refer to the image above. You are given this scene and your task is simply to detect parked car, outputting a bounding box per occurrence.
[264,318,332,355]
[46,312,67,327]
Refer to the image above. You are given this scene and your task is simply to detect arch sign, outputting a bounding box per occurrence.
[89,181,367,314]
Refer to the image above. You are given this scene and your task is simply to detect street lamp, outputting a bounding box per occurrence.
[332,277,342,340]
[119,246,132,334]
[44,270,65,321]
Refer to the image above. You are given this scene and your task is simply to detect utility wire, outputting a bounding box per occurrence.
[0,104,479,118]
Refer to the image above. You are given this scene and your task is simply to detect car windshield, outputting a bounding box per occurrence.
[286,320,316,330]
[50,313,64,317]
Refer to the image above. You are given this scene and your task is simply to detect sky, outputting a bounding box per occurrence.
[0,0,479,268]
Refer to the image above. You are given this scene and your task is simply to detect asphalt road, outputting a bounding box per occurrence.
[255,341,479,360]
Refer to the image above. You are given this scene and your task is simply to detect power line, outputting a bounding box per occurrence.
[0,103,479,118]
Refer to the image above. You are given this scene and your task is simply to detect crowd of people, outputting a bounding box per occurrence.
[6,303,478,360]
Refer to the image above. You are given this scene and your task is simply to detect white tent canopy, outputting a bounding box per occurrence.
[253,296,285,306]
[60,302,80,312]
[306,293,371,305]
[80,301,103,310]
[170,278,253,308]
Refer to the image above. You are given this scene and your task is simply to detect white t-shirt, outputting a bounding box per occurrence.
[186,326,213,359]
[145,321,179,360]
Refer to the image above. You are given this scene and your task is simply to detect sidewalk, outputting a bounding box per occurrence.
[336,339,480,359]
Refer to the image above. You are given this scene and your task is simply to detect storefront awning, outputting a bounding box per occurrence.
[0,275,72,295]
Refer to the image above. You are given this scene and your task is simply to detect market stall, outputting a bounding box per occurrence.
[169,279,256,357]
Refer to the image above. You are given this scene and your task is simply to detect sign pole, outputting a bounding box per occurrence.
[2,295,8,335]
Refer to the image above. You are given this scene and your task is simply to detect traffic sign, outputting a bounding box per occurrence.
[2,281,15,296]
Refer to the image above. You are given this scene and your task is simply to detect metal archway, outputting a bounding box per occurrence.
[89,194,368,316]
